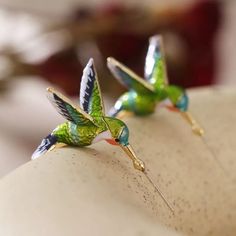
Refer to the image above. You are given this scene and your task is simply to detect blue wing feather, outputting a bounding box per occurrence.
[144,35,168,85]
[47,87,95,126]
[32,134,57,159]
[80,58,105,117]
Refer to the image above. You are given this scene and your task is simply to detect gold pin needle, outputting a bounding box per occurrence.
[121,144,174,213]
[181,111,228,176]
[143,170,175,213]
[181,111,204,136]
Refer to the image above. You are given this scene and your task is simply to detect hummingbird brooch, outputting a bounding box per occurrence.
[107,35,229,176]
[107,35,204,136]
[32,58,174,212]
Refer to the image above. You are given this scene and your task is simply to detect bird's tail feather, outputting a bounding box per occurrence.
[32,134,58,160]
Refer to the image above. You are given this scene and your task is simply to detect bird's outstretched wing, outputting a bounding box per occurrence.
[144,35,169,87]
[32,134,58,160]
[80,58,105,117]
[47,87,95,126]
[107,57,154,94]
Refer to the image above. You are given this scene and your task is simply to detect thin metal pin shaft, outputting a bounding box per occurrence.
[181,111,204,136]
[143,171,175,213]
[201,136,229,177]
[181,111,229,176]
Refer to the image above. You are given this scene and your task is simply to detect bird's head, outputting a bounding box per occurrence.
[103,117,145,172]
[175,93,189,112]
[164,86,189,112]
[103,117,129,145]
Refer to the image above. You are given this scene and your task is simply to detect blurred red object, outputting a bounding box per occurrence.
[36,47,82,96]
[0,0,221,95]
[96,0,221,88]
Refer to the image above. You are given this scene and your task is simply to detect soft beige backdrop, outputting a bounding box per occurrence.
[0,86,235,236]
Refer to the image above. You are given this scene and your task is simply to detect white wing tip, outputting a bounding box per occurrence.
[87,58,94,67]
[149,35,163,44]
[31,150,44,160]
[46,87,58,97]
[46,87,54,93]
[82,58,95,75]
[107,57,120,73]
[107,57,116,65]
[107,57,114,63]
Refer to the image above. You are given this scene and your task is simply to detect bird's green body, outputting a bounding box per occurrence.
[52,121,102,146]
[117,91,156,116]
[52,116,128,146]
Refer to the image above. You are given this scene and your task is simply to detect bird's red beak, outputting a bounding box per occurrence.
[105,139,118,145]
[166,105,179,112]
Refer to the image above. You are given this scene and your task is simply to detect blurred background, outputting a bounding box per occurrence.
[0,0,235,177]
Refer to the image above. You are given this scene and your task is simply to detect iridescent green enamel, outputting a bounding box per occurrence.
[107,35,189,117]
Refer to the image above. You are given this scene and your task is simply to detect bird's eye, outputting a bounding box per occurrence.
[115,138,119,142]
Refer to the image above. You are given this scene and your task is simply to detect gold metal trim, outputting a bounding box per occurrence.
[120,144,174,213]
[181,111,204,136]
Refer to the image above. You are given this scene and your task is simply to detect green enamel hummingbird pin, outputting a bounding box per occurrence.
[32,59,174,212]
[32,58,174,212]
[32,58,144,171]
[107,35,229,178]
[107,35,204,136]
